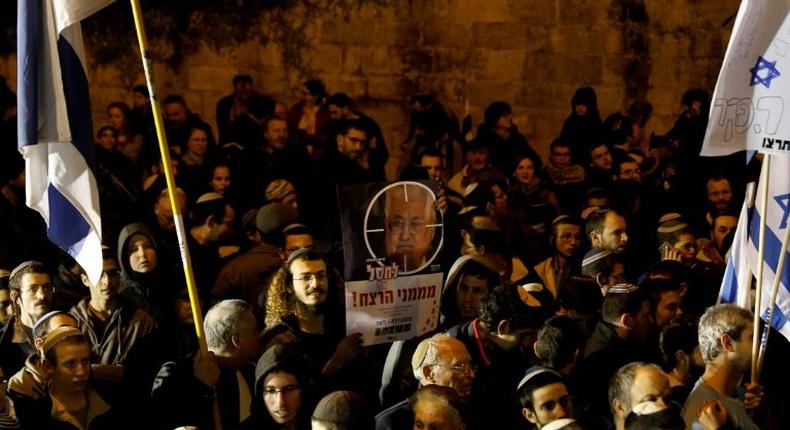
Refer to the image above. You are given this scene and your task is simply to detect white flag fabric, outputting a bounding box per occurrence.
[718,155,790,342]
[701,0,790,157]
[17,0,114,285]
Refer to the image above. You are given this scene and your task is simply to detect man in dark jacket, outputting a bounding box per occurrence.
[250,344,315,430]
[151,299,260,430]
[71,246,156,367]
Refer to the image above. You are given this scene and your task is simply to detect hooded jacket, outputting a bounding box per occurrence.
[116,223,173,319]
[439,255,500,330]
[247,345,314,430]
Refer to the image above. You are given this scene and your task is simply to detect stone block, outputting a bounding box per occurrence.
[467,79,519,106]
[432,48,481,74]
[558,0,597,25]
[554,25,606,55]
[187,66,238,91]
[596,85,625,113]
[258,43,283,67]
[452,0,513,22]
[309,43,344,72]
[479,49,525,80]
[554,54,603,85]
[423,23,473,48]
[472,22,531,49]
[602,55,624,85]
[367,76,405,101]
[507,0,557,25]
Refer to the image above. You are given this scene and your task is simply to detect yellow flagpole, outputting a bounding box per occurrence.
[128,2,222,428]
[128,0,205,349]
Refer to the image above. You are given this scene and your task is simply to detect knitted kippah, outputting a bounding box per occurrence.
[581,248,612,267]
[265,179,295,202]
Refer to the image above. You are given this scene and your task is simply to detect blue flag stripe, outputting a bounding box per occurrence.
[749,210,790,290]
[47,184,92,253]
[56,36,96,170]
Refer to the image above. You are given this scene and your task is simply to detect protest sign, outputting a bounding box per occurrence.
[338,181,444,345]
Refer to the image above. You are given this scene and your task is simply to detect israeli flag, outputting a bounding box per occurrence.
[720,156,790,341]
[700,0,790,157]
[719,182,755,308]
[17,0,114,284]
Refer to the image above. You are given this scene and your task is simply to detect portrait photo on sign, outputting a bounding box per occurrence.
[364,181,444,275]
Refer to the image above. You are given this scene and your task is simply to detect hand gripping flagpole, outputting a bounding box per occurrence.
[128,3,222,428]
[751,154,771,383]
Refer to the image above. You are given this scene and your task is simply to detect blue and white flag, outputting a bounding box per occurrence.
[701,0,790,157]
[719,156,790,341]
[719,182,755,308]
[17,0,114,284]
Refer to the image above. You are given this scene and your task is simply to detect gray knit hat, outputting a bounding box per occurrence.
[256,203,298,235]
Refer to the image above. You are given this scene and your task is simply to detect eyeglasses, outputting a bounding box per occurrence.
[386,219,427,235]
[293,272,327,283]
[21,283,54,295]
[263,384,301,397]
[432,362,477,374]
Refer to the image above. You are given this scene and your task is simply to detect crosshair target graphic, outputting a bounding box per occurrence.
[363,181,444,275]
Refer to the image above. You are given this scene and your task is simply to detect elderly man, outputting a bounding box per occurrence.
[383,182,438,273]
[682,304,762,430]
[376,334,476,430]
[152,299,260,430]
[0,261,53,376]
[609,362,672,430]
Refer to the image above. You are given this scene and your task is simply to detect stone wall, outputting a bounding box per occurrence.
[2,0,740,179]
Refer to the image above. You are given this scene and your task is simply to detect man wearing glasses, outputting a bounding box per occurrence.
[0,260,53,376]
[376,333,476,430]
[69,246,156,381]
[383,183,438,273]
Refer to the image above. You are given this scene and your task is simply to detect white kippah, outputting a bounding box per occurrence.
[607,283,639,295]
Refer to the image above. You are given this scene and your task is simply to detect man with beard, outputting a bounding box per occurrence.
[264,249,366,394]
[586,209,629,254]
[534,216,583,298]
[659,317,703,406]
[0,261,53,376]
[376,334,476,430]
[682,304,763,430]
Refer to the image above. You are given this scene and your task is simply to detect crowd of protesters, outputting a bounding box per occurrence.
[0,72,783,430]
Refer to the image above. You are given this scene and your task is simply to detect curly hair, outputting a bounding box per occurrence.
[265,265,294,327]
[264,249,343,328]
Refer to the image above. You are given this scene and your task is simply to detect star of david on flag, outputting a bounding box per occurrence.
[750,56,781,88]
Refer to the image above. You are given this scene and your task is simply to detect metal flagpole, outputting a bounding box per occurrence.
[128,1,222,428]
